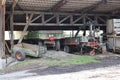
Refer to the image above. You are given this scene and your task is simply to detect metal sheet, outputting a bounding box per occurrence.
[6,0,120,13]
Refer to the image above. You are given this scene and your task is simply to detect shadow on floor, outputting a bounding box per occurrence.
[27,57,120,76]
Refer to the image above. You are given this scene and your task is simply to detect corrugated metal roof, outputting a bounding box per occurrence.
[60,0,101,11]
[6,0,120,13]
[96,1,120,12]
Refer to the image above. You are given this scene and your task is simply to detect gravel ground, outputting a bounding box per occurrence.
[43,50,73,59]
[0,51,120,80]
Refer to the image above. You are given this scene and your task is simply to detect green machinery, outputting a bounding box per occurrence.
[26,31,65,39]
[13,43,47,61]
[25,30,65,51]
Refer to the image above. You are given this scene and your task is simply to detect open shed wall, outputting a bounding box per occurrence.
[1,0,120,55]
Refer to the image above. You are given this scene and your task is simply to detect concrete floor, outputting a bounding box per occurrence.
[0,51,120,80]
[0,57,16,69]
[0,64,120,80]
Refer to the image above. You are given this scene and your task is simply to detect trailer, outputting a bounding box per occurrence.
[25,22,103,55]
[12,43,47,61]
[63,22,103,55]
[25,30,64,51]
[63,36,102,55]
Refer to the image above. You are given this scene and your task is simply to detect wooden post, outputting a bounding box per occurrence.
[10,12,14,50]
[10,0,19,50]
[0,1,5,58]
[18,14,33,44]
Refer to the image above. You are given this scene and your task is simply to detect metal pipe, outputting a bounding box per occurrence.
[89,23,93,37]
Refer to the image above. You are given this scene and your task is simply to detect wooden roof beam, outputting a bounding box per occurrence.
[9,0,19,50]
[50,0,68,11]
[6,0,19,27]
[6,0,19,23]
[78,0,108,13]
[1,0,6,6]
[112,8,120,15]
[11,0,19,11]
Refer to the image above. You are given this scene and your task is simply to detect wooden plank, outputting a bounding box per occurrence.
[0,7,3,58]
[1,0,6,6]
[12,0,19,9]
[59,15,70,23]
[5,41,10,53]
[45,15,56,23]
[31,15,42,23]
[13,22,106,26]
[10,12,14,50]
[6,11,112,16]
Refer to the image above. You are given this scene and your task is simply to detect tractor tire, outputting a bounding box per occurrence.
[64,46,70,53]
[14,50,26,61]
[55,40,60,51]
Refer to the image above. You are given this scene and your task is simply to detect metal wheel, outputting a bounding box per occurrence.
[15,50,26,61]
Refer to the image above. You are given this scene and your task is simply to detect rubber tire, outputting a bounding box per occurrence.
[55,40,60,51]
[14,50,26,61]
[64,46,70,53]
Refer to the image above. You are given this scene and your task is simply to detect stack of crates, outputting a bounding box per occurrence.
[107,19,120,52]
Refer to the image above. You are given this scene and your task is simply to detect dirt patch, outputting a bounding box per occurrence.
[0,50,97,74]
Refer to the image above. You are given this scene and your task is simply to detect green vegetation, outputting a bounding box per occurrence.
[44,55,98,66]
[10,55,99,69]
[13,60,40,67]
